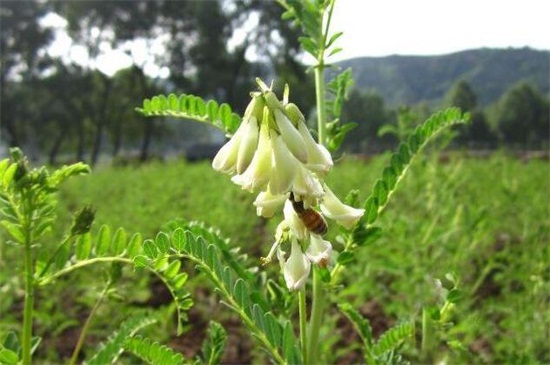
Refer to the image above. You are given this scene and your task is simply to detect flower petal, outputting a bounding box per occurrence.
[269,133,297,195]
[292,163,324,199]
[212,122,246,174]
[253,190,287,218]
[296,120,333,174]
[320,185,365,229]
[273,108,308,163]
[306,234,332,267]
[236,116,260,174]
[280,239,311,291]
[232,123,272,191]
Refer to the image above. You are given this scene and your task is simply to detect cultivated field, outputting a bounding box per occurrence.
[1,152,548,363]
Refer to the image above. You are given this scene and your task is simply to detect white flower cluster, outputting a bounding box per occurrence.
[213,80,364,291]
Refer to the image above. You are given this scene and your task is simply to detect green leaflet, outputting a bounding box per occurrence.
[199,321,227,365]
[86,313,157,365]
[123,336,185,365]
[339,303,413,364]
[363,107,470,224]
[372,322,415,357]
[137,93,241,135]
[166,224,300,365]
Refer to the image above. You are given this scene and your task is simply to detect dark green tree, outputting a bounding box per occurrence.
[496,82,549,148]
[341,89,392,153]
[0,0,54,147]
[445,79,477,112]
[445,80,496,147]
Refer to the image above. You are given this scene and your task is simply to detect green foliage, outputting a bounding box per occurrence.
[86,313,158,365]
[279,0,341,61]
[495,82,549,146]
[372,322,414,358]
[362,107,469,224]
[0,149,90,247]
[198,321,227,365]
[338,303,414,365]
[338,303,373,355]
[142,222,300,364]
[136,93,241,135]
[123,335,185,365]
[331,108,470,279]
[325,68,357,151]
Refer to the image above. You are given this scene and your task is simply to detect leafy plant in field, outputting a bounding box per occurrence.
[0,1,471,364]
[137,1,469,364]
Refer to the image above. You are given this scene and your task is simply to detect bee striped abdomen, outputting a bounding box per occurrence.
[289,193,328,235]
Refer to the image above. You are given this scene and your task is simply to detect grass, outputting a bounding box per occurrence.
[1,152,548,363]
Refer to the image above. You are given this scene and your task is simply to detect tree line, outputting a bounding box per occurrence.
[342,79,549,153]
[1,0,547,166]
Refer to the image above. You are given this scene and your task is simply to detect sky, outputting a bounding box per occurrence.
[43,0,550,76]
[328,0,550,61]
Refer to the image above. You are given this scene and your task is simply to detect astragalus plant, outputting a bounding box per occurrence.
[0,0,469,364]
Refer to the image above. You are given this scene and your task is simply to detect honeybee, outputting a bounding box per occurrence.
[289,193,328,235]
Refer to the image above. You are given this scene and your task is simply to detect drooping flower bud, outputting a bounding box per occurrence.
[278,239,311,291]
[273,108,308,163]
[212,113,250,174]
[297,121,333,174]
[70,205,96,235]
[320,185,365,229]
[269,133,297,195]
[232,123,272,192]
[236,116,260,174]
[243,93,265,120]
[306,234,333,268]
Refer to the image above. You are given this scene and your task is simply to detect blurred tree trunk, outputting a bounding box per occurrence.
[90,78,113,166]
[139,118,154,162]
[48,129,67,165]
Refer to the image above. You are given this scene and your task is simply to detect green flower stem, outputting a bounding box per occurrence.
[69,282,111,365]
[21,223,34,365]
[421,308,434,362]
[308,2,336,361]
[314,65,327,146]
[298,289,308,365]
[307,269,325,364]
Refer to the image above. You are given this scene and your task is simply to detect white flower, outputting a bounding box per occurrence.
[212,122,245,174]
[278,238,311,291]
[269,132,298,195]
[297,120,333,174]
[306,234,333,268]
[292,163,324,199]
[273,108,308,163]
[283,199,308,240]
[231,123,272,192]
[320,185,365,229]
[253,190,287,218]
[236,116,260,174]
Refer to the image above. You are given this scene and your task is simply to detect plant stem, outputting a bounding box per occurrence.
[298,289,308,365]
[21,212,34,365]
[421,308,434,362]
[69,282,111,365]
[314,65,327,146]
[307,269,325,364]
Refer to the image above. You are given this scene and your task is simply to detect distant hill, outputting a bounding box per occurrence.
[336,47,549,107]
